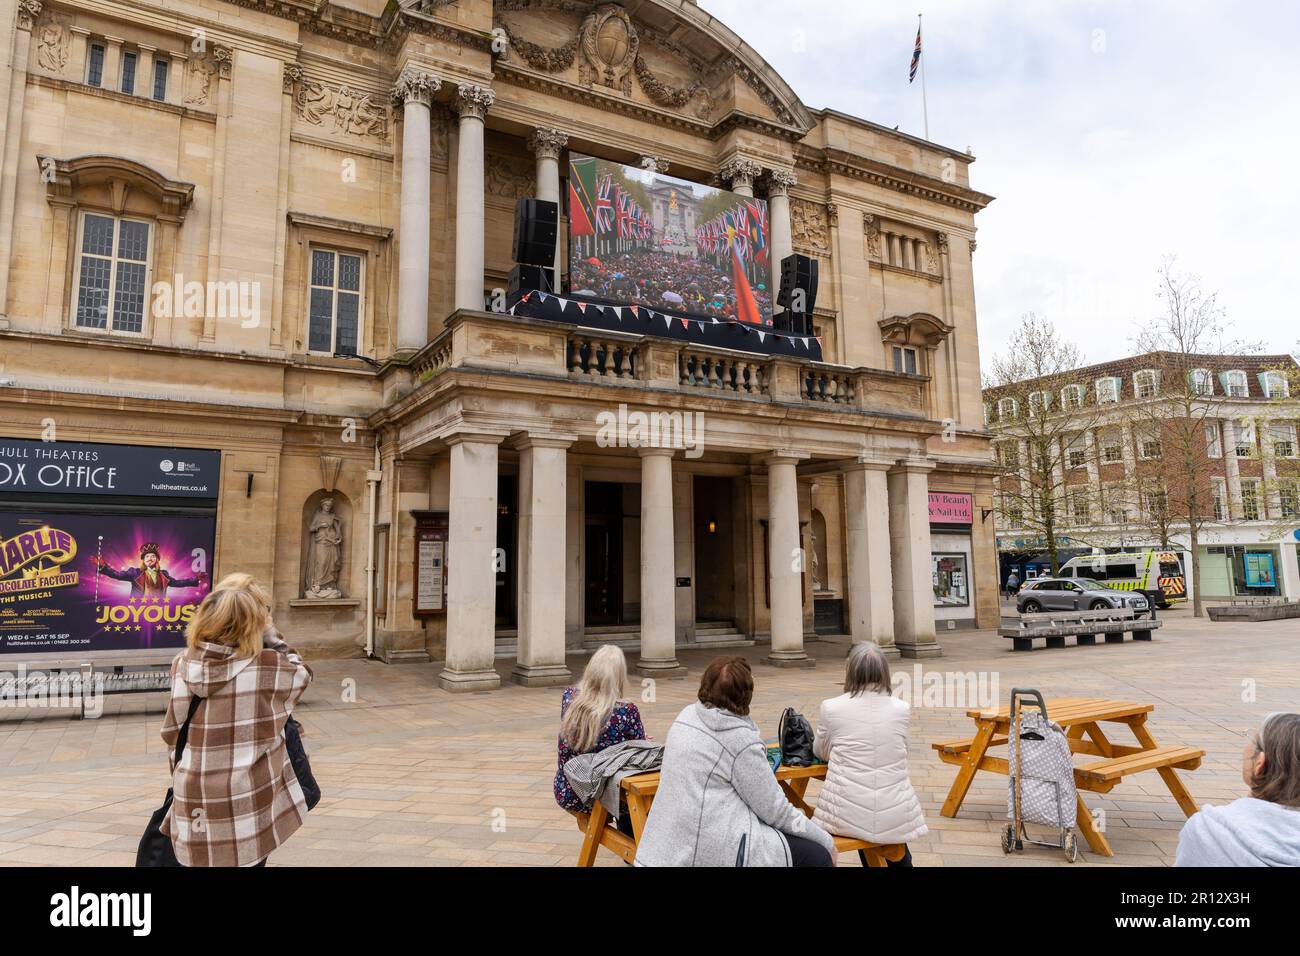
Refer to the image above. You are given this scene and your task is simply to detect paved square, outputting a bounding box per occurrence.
[0,612,1294,867]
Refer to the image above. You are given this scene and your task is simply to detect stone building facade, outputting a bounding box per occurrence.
[0,0,999,689]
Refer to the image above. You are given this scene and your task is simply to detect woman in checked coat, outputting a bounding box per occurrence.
[160,573,313,866]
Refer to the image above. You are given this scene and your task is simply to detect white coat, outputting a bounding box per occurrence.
[811,691,928,844]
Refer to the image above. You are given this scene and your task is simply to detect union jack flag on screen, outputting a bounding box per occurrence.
[595,174,614,233]
[909,21,922,83]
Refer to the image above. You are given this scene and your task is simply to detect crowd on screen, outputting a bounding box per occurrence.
[569,249,773,322]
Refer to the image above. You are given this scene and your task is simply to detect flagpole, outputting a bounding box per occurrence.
[918,13,929,141]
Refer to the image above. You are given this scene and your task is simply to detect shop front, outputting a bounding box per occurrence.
[929,492,976,629]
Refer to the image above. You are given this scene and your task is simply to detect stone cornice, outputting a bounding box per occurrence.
[799,147,995,214]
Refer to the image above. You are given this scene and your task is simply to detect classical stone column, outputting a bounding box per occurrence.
[888,459,941,659]
[767,169,796,275]
[440,433,504,692]
[201,45,233,342]
[512,435,573,687]
[1084,428,1101,501]
[638,449,685,677]
[843,460,896,654]
[1279,539,1300,601]
[1222,417,1244,519]
[0,0,42,315]
[454,83,494,312]
[719,156,762,198]
[528,127,567,281]
[1260,418,1279,520]
[392,67,440,351]
[889,233,902,268]
[766,453,812,667]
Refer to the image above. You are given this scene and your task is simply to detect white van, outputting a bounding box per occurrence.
[1058,550,1187,609]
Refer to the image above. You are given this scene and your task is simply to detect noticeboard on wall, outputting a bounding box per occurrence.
[413,511,448,616]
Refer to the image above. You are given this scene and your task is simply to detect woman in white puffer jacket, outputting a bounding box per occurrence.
[812,640,927,866]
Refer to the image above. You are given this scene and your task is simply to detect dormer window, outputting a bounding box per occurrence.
[1261,371,1290,399]
[1133,369,1159,399]
[1224,370,1248,398]
[1060,384,1084,409]
[998,397,1019,421]
[1190,368,1213,395]
[1028,391,1049,417]
[1096,377,1120,404]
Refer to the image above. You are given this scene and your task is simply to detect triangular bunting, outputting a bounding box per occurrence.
[756,331,766,343]
[801,337,810,349]
[680,318,690,330]
[520,292,532,304]
[576,302,587,314]
[612,306,623,320]
[537,292,548,302]
[556,297,568,312]
[629,306,639,318]
[663,313,673,330]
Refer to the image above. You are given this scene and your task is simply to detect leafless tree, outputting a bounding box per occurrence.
[1125,258,1258,617]
[985,313,1108,574]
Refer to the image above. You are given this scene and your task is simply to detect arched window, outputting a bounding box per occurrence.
[38,155,194,338]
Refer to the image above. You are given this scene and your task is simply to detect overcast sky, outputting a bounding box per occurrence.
[699,0,1300,369]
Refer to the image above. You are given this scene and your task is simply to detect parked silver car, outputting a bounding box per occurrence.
[1017,577,1150,614]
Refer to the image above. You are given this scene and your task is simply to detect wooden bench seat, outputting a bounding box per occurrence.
[1075,746,1204,791]
[931,735,1008,756]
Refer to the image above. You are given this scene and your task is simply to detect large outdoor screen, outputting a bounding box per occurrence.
[567,153,774,324]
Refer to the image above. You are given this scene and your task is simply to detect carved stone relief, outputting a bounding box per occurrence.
[289,74,390,143]
[484,153,533,200]
[494,3,714,121]
[184,54,218,106]
[35,11,70,75]
[791,198,830,256]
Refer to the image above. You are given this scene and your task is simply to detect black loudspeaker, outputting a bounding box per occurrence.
[512,197,559,266]
[508,263,554,302]
[777,254,819,312]
[773,311,812,336]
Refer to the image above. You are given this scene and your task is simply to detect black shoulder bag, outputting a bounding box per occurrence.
[136,694,202,867]
[778,707,816,767]
[284,717,321,811]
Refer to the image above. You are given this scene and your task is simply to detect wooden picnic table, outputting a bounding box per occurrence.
[574,761,906,867]
[932,697,1204,857]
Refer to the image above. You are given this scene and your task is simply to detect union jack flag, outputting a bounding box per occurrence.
[909,20,922,83]
[595,174,614,233]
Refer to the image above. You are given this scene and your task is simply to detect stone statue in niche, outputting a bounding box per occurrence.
[305,498,344,599]
[810,523,822,591]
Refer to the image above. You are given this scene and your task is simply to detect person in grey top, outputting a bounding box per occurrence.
[635,656,837,867]
[1176,712,1300,867]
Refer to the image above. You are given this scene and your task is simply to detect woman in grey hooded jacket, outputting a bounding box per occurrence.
[1176,712,1300,867]
[635,656,837,867]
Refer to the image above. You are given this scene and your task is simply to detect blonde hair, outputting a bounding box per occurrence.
[561,644,628,753]
[185,573,271,659]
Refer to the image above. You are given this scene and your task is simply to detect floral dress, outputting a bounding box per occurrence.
[553,687,647,812]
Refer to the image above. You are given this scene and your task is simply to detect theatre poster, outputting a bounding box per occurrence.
[0,438,219,658]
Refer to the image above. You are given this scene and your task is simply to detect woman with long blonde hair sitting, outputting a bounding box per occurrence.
[554,644,646,835]
[160,573,313,866]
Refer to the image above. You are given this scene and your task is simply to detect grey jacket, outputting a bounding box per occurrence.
[1175,797,1300,867]
[634,702,836,867]
[563,739,664,821]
